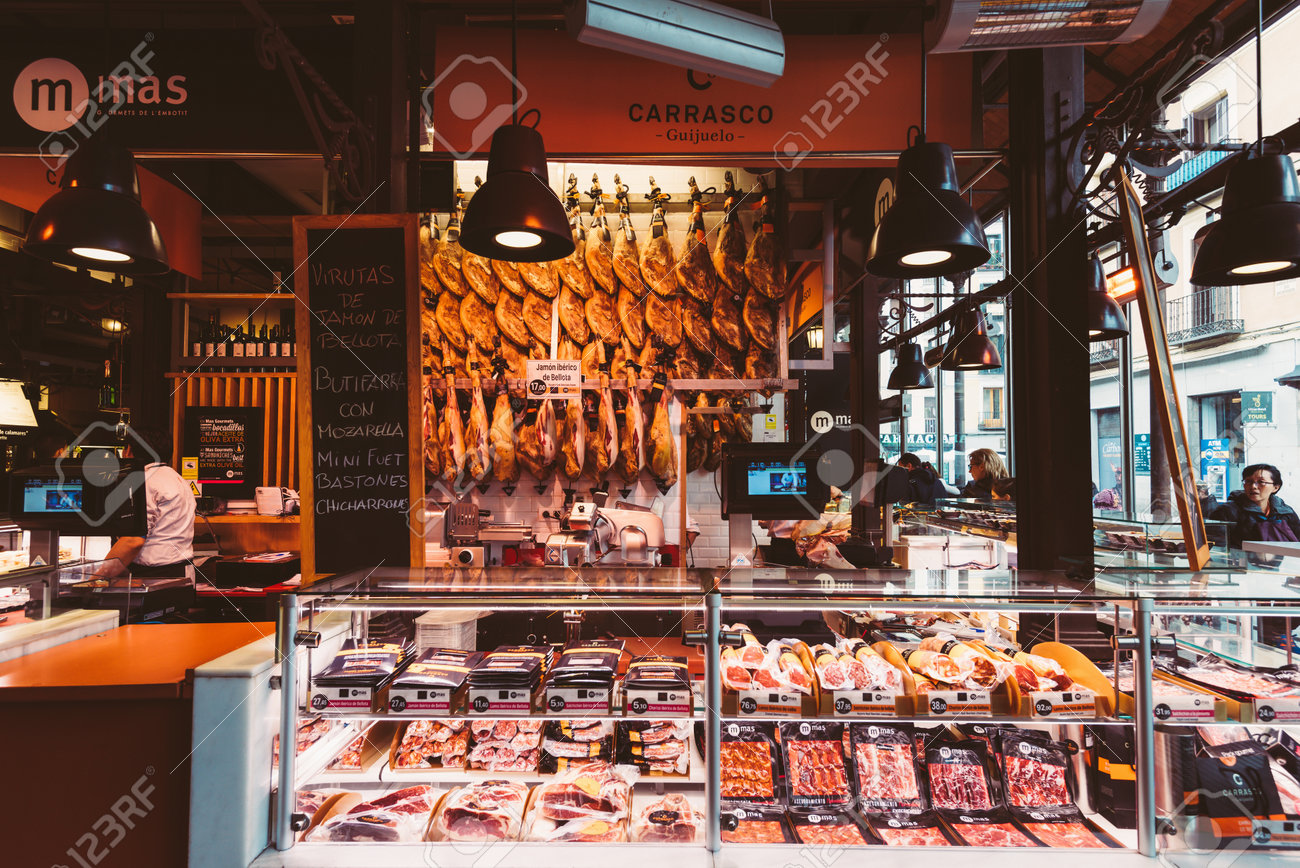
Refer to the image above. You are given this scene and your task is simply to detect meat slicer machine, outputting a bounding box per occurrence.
[544,494,665,567]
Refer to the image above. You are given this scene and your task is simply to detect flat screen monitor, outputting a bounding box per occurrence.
[9,461,147,535]
[0,380,36,429]
[721,443,828,520]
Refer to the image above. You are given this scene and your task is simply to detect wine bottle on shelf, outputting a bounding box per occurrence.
[202,314,217,358]
[281,324,294,358]
[233,325,248,361]
[253,323,266,371]
[99,359,119,410]
[215,325,229,359]
[267,325,280,360]
[190,317,203,358]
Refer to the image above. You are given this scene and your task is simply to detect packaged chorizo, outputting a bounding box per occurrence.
[719,803,795,843]
[787,808,877,845]
[720,721,782,804]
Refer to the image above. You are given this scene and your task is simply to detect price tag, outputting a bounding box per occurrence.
[525,359,582,400]
[832,690,901,718]
[310,686,380,713]
[1251,696,1300,723]
[388,686,453,715]
[737,689,802,717]
[467,687,535,715]
[1029,690,1097,719]
[921,690,991,717]
[545,687,612,714]
[1252,819,1300,847]
[624,688,692,717]
[1151,694,1219,721]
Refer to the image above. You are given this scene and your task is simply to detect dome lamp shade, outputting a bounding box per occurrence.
[1189,152,1300,286]
[887,341,934,389]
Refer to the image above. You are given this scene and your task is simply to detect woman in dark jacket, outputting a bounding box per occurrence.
[961,448,1009,499]
[1209,463,1300,548]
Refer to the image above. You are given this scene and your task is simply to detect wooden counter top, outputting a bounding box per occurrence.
[0,621,274,702]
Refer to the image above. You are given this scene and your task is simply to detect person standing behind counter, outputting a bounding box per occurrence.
[961,448,1010,499]
[92,426,197,581]
[1210,463,1300,548]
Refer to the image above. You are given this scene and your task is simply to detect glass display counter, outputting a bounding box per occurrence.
[254,566,1300,867]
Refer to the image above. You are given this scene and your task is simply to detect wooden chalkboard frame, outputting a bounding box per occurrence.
[1118,172,1210,570]
[293,213,425,582]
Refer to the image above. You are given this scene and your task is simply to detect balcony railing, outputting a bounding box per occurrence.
[1090,340,1121,366]
[1163,149,1231,190]
[1166,285,1244,345]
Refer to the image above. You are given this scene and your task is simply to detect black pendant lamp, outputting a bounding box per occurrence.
[887,341,934,389]
[24,134,168,275]
[867,38,990,278]
[459,1,574,263]
[940,307,1001,371]
[1086,252,1129,341]
[1191,0,1300,285]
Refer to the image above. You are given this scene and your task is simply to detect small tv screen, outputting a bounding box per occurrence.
[23,477,84,513]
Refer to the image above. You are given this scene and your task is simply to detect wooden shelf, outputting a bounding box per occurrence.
[167,292,298,303]
[201,514,300,524]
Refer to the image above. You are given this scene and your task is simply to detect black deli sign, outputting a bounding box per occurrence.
[185,406,261,499]
[294,215,423,579]
[1,29,351,154]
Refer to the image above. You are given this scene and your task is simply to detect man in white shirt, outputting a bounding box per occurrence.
[94,427,196,581]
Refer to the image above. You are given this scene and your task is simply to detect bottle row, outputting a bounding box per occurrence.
[187,315,296,362]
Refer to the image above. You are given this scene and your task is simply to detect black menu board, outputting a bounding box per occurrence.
[294,214,423,579]
[184,406,261,499]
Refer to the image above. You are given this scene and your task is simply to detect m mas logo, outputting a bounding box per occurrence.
[12,58,89,131]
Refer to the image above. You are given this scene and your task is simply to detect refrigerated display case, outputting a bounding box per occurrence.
[215,566,1300,867]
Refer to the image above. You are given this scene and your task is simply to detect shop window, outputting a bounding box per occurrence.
[980,387,1003,429]
[1095,408,1123,494]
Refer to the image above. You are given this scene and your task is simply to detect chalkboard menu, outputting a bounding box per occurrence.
[294,214,423,579]
[184,406,262,499]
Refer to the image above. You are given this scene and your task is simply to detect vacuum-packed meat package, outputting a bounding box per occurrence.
[999,731,1072,808]
[467,719,543,773]
[315,640,411,688]
[720,721,781,803]
[849,723,926,813]
[539,719,614,773]
[546,639,624,689]
[467,645,552,690]
[787,809,874,845]
[630,792,704,843]
[393,719,469,770]
[618,719,690,745]
[525,761,636,841]
[926,740,995,811]
[390,648,482,690]
[623,654,691,691]
[1160,655,1300,700]
[430,780,529,842]
[618,722,690,776]
[307,785,437,843]
[720,804,794,843]
[328,724,385,771]
[867,811,955,846]
[779,720,851,806]
[274,717,335,766]
[1009,805,1119,848]
[941,808,1039,847]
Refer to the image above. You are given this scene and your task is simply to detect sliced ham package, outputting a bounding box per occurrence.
[524,761,637,842]
[467,645,553,690]
[720,803,795,844]
[1008,805,1121,848]
[867,810,957,846]
[430,780,530,842]
[720,721,782,803]
[306,785,438,843]
[998,730,1073,808]
[390,648,481,690]
[779,720,852,807]
[314,640,411,688]
[1160,654,1300,701]
[940,808,1040,847]
[624,654,691,691]
[787,808,878,845]
[631,792,704,843]
[925,740,996,811]
[546,639,625,689]
[849,723,927,814]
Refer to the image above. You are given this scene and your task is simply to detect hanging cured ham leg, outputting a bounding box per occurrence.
[439,341,466,486]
